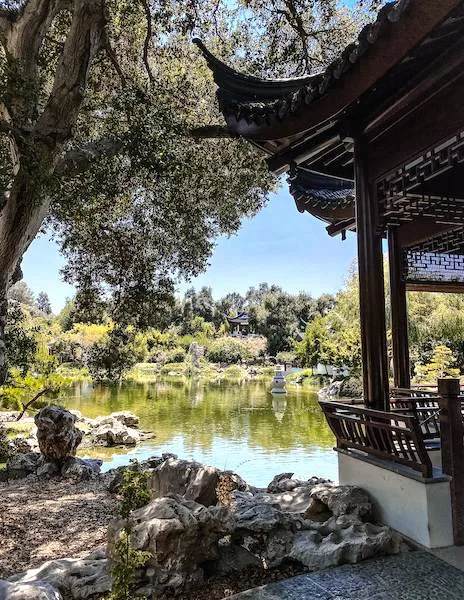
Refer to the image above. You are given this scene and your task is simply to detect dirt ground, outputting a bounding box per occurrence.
[0,475,118,579]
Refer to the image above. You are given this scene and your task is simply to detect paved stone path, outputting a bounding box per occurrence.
[229,551,464,599]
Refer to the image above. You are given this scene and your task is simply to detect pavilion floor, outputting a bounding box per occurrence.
[227,550,464,599]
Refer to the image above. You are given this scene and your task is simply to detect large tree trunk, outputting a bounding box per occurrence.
[0,0,108,382]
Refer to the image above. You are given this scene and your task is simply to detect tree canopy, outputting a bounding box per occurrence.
[0,0,379,380]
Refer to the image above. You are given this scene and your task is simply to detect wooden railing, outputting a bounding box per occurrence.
[319,401,433,478]
[390,395,441,442]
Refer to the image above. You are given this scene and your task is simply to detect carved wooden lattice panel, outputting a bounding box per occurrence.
[404,251,464,283]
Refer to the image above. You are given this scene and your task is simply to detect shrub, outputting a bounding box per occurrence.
[207,336,266,364]
[276,351,296,365]
[160,362,187,375]
[110,465,152,600]
[221,365,247,380]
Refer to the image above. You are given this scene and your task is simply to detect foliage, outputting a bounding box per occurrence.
[87,327,146,381]
[36,292,52,316]
[0,368,70,413]
[414,345,460,384]
[118,467,152,519]
[7,282,35,307]
[276,351,296,365]
[221,364,247,380]
[111,465,152,600]
[4,301,38,375]
[295,271,362,373]
[207,336,266,364]
[0,425,8,462]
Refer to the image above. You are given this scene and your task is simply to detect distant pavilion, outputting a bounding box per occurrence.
[195,0,464,411]
[227,312,250,336]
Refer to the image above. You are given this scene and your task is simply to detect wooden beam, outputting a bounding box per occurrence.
[355,135,389,410]
[407,281,464,294]
[388,227,410,388]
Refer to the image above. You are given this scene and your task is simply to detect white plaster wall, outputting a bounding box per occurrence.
[338,452,453,548]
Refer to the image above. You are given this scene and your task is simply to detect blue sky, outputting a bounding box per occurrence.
[22,184,357,313]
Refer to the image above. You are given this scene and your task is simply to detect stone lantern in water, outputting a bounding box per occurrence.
[271,368,287,394]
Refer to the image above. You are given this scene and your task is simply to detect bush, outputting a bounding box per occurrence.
[221,365,247,380]
[276,351,296,365]
[207,336,266,364]
[160,362,187,375]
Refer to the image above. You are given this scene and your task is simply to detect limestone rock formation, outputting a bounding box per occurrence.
[5,553,110,600]
[91,419,140,446]
[149,458,220,506]
[35,406,83,460]
[107,495,233,597]
[0,580,62,599]
[6,453,101,481]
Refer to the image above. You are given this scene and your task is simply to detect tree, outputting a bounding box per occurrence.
[36,291,52,315]
[87,326,146,381]
[7,281,34,307]
[0,0,365,381]
[414,344,460,384]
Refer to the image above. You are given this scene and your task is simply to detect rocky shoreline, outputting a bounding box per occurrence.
[0,406,406,599]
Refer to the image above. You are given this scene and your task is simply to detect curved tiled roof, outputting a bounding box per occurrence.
[194,0,411,125]
[289,168,354,213]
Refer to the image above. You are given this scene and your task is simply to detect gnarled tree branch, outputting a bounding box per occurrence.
[55,136,124,177]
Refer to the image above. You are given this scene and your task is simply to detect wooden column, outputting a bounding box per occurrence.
[388,227,411,388]
[354,135,389,410]
[438,378,464,545]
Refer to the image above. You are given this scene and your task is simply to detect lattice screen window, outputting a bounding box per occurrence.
[404,251,464,283]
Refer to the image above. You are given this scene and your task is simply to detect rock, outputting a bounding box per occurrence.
[149,458,220,506]
[90,411,140,429]
[8,434,39,454]
[60,457,102,480]
[0,412,21,423]
[0,580,62,599]
[36,457,60,478]
[310,484,372,518]
[267,473,330,493]
[92,419,140,446]
[35,406,83,460]
[107,495,232,596]
[6,452,40,478]
[6,554,110,600]
[208,541,263,575]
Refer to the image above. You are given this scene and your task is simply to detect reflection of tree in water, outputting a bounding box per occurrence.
[62,379,335,452]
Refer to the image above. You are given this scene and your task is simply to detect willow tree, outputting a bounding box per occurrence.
[0,0,366,381]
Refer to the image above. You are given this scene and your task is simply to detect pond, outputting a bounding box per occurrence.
[62,379,337,487]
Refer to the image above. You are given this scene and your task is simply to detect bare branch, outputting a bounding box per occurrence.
[190,125,234,139]
[16,388,49,420]
[55,137,124,177]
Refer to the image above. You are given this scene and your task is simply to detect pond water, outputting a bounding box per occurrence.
[62,379,337,487]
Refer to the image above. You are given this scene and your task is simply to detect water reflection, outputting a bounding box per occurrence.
[62,379,337,486]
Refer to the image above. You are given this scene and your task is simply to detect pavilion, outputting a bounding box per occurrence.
[194,0,464,412]
[227,312,250,336]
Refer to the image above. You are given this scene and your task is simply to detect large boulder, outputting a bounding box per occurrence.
[149,458,220,506]
[35,406,83,460]
[107,495,232,597]
[5,552,110,600]
[0,581,62,599]
[229,479,400,570]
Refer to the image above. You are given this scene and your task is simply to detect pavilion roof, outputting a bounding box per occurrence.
[195,0,464,180]
[290,168,354,214]
[193,1,409,127]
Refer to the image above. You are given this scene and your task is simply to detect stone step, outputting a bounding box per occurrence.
[226,551,464,599]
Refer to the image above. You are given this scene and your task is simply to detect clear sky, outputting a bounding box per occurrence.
[22,184,357,313]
